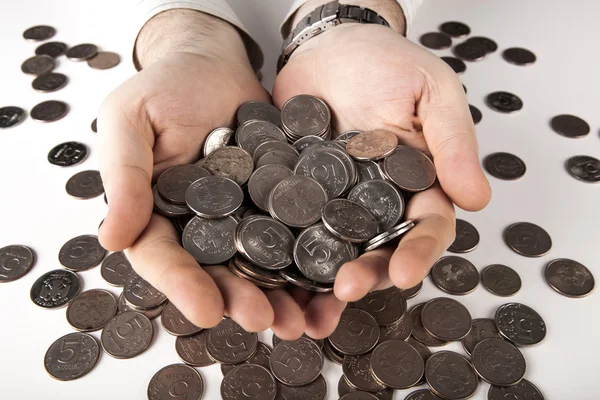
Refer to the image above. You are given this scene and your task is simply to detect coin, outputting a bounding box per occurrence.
[495,303,547,346]
[372,340,424,388]
[281,95,331,141]
[550,114,590,138]
[421,297,472,341]
[117,292,165,319]
[295,148,350,198]
[461,318,501,355]
[440,21,471,37]
[208,318,258,363]
[270,336,323,386]
[23,25,56,41]
[399,281,422,299]
[48,141,87,167]
[279,265,334,293]
[31,100,69,122]
[0,244,36,282]
[157,164,211,205]
[338,375,393,400]
[66,43,98,61]
[322,199,378,243]
[35,41,67,58]
[221,364,277,400]
[175,330,216,367]
[545,258,595,298]
[504,222,552,257]
[161,302,202,336]
[469,104,482,125]
[148,364,204,400]
[355,161,384,183]
[66,289,118,331]
[488,379,545,400]
[323,337,344,364]
[345,130,398,161]
[203,127,234,157]
[276,374,327,400]
[486,91,523,113]
[153,186,190,217]
[33,72,68,93]
[124,273,167,310]
[379,311,413,341]
[248,164,293,211]
[340,393,379,400]
[253,140,298,163]
[87,51,120,69]
[293,135,325,152]
[44,332,100,381]
[59,234,106,271]
[222,341,271,375]
[21,55,55,75]
[185,176,243,218]
[101,252,133,286]
[404,389,443,400]
[407,337,432,365]
[232,255,288,287]
[481,264,521,296]
[419,32,452,49]
[197,146,253,185]
[363,220,415,253]
[30,269,81,309]
[430,256,479,295]
[453,40,487,61]
[448,219,479,253]
[470,36,499,53]
[356,286,406,326]
[409,304,448,347]
[294,224,355,283]
[237,101,281,127]
[329,308,380,355]
[236,120,287,155]
[66,170,104,199]
[382,146,436,192]
[91,118,97,133]
[502,47,536,66]
[235,216,294,269]
[472,337,526,385]
[101,311,154,358]
[566,155,600,183]
[182,216,238,264]
[484,152,526,180]
[441,56,467,74]
[0,106,26,128]
[343,352,386,392]
[426,351,478,399]
[272,333,324,350]
[257,149,299,170]
[269,175,327,228]
[336,130,362,143]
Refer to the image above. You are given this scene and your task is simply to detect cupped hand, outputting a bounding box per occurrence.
[274,24,491,316]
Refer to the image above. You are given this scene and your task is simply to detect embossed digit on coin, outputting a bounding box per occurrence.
[185,176,243,218]
[472,338,526,386]
[329,308,380,355]
[430,256,479,295]
[545,258,594,298]
[157,164,211,204]
[65,170,104,199]
[421,297,472,341]
[488,379,545,400]
[495,303,546,346]
[448,219,479,253]
[269,175,327,228]
[148,364,204,400]
[270,336,323,386]
[355,286,406,326]
[48,141,87,167]
[382,146,436,192]
[101,311,153,358]
[100,251,133,286]
[370,340,424,388]
[182,216,238,264]
[44,332,100,381]
[295,148,350,199]
[425,351,478,400]
[0,244,35,283]
[355,160,384,183]
[66,289,117,331]
[221,364,277,400]
[504,222,552,257]
[235,216,294,270]
[176,330,216,367]
[207,318,258,364]
[346,130,398,161]
[461,318,501,356]
[161,301,202,336]
[481,264,521,296]
[59,234,106,271]
[30,269,81,309]
[484,152,526,180]
[221,341,272,376]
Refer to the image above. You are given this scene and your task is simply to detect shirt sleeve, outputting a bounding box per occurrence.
[280,0,424,38]
[133,0,263,72]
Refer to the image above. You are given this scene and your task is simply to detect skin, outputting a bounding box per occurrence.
[98,1,491,340]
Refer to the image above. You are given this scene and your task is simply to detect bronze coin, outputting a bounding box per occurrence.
[425,351,478,400]
[161,301,202,336]
[270,337,323,386]
[370,340,424,389]
[175,330,216,367]
[504,222,552,257]
[421,297,472,341]
[343,352,386,392]
[461,318,501,356]
[276,374,327,400]
[346,130,398,161]
[87,51,121,69]
[409,304,448,347]
[329,308,380,355]
[207,318,258,364]
[448,219,480,253]
[355,286,406,326]
[382,146,436,192]
[221,364,276,400]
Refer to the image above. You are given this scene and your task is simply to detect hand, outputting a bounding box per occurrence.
[97,10,311,339]
[273,22,491,329]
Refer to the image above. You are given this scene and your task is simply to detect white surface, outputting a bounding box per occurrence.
[1,0,599,399]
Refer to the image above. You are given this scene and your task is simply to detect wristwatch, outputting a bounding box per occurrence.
[277,1,390,72]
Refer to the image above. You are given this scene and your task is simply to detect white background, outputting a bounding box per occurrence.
[0,0,599,399]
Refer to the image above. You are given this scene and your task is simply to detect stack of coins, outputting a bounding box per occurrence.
[280,94,332,142]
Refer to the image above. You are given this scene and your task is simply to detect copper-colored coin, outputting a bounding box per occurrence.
[270,337,323,386]
[346,130,398,161]
[175,330,216,367]
[87,51,121,69]
[207,318,258,364]
[329,308,380,355]
[370,340,424,389]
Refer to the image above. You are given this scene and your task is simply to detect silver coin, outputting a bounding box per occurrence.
[0,106,26,128]
[23,25,55,41]
[32,71,67,92]
[355,161,384,183]
[101,311,154,358]
[124,273,167,310]
[161,301,202,336]
[399,281,423,299]
[21,54,55,75]
[336,130,362,143]
[148,364,204,400]
[182,216,238,264]
[342,353,386,392]
[545,258,595,298]
[236,120,286,154]
[292,135,324,152]
[66,289,118,332]
[461,318,501,356]
[221,364,277,400]
[175,330,216,367]
[356,286,406,326]
[348,180,404,232]
[31,100,69,122]
[66,43,98,61]
[481,264,521,296]
[0,244,36,282]
[237,101,281,127]
[117,292,165,320]
[294,223,355,283]
[302,140,346,155]
[207,318,258,364]
[268,175,327,228]
[277,374,327,400]
[65,170,104,199]
[153,185,191,217]
[248,164,293,212]
[504,222,552,257]
[322,199,378,243]
[382,146,437,192]
[185,176,243,218]
[495,303,547,346]
[379,312,413,342]
[30,269,81,309]
[197,146,253,186]
[256,149,299,170]
[430,256,479,295]
[421,297,472,341]
[362,220,415,252]
[566,155,600,183]
[472,338,526,386]
[425,351,478,400]
[409,304,448,347]
[270,337,323,387]
[59,234,106,271]
[488,379,545,400]
[235,216,294,270]
[221,341,273,375]
[303,145,357,195]
[370,340,424,389]
[203,127,234,157]
[157,164,211,204]
[86,51,121,69]
[228,258,288,289]
[254,140,298,162]
[295,149,350,199]
[281,95,331,140]
[448,219,480,253]
[279,265,334,292]
[44,332,100,381]
[404,389,441,400]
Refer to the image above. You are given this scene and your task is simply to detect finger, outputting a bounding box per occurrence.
[204,266,274,333]
[304,293,347,339]
[285,285,314,311]
[98,91,155,251]
[126,213,224,328]
[416,66,491,212]
[333,247,395,302]
[388,186,456,289]
[264,289,305,340]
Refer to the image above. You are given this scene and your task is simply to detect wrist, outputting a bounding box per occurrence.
[135,9,251,70]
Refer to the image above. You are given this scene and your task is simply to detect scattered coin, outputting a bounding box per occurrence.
[356,286,406,326]
[161,301,202,336]
[222,341,271,375]
[100,251,133,286]
[461,318,501,355]
[175,330,216,367]
[32,72,68,92]
[468,36,498,53]
[454,40,487,61]
[117,292,166,319]
[322,199,378,243]
[503,47,537,65]
[31,100,69,122]
[419,32,452,49]
[488,379,545,400]
[277,374,327,400]
[48,141,87,166]
[440,21,471,37]
[566,155,600,183]
[370,340,424,388]
[448,219,480,253]
[221,364,277,400]
[58,234,106,271]
[504,222,552,257]
[0,106,26,128]
[270,336,323,386]
[101,311,154,358]
[44,332,100,381]
[157,164,210,205]
[248,164,293,212]
[422,297,472,341]
[329,308,380,355]
[409,304,448,347]
[35,41,67,58]
[87,51,120,69]
[207,318,258,364]
[123,273,167,310]
[91,118,97,133]
[486,91,523,113]
[148,364,204,400]
[30,269,81,309]
[469,104,482,125]
[23,25,56,41]
[21,55,55,75]
[404,389,443,400]
[441,56,467,74]
[66,170,104,199]
[343,352,386,392]
[0,244,36,283]
[182,216,238,264]
[382,146,436,192]
[346,130,398,161]
[197,146,253,185]
[472,337,526,385]
[203,127,234,157]
[66,43,98,61]
[425,351,478,400]
[484,152,526,180]
[66,289,118,332]
[430,256,479,295]
[481,264,522,296]
[235,216,294,270]
[399,281,422,299]
[495,303,547,346]
[550,114,590,138]
[545,258,595,298]
[269,175,327,228]
[237,100,281,127]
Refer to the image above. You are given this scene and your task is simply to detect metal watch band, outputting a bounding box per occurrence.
[277,1,390,72]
